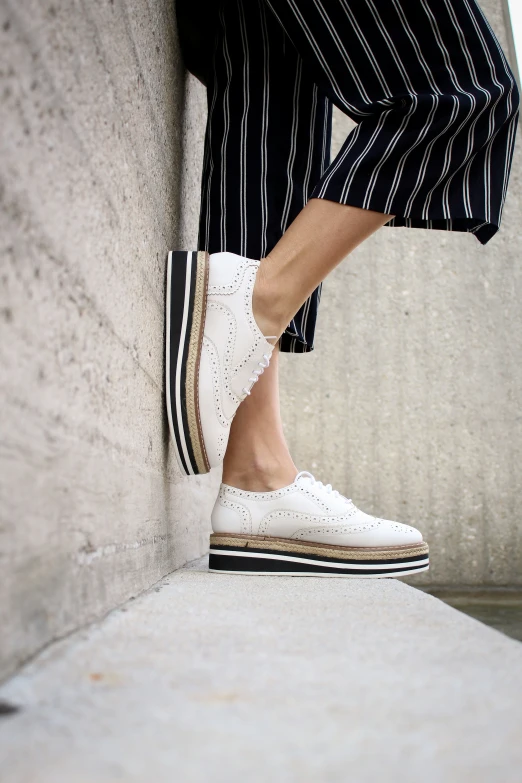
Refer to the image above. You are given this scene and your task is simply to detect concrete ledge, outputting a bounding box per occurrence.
[1,558,522,782]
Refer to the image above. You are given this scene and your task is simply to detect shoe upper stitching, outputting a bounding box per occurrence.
[222,484,336,513]
[216,432,227,462]
[295,487,332,513]
[258,517,271,535]
[207,301,238,404]
[208,261,259,296]
[207,292,269,401]
[233,268,266,376]
[256,511,376,538]
[290,525,378,538]
[202,336,238,427]
[223,485,300,501]
[221,497,252,535]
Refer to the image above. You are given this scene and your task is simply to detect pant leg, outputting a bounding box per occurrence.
[198,0,332,353]
[264,0,519,244]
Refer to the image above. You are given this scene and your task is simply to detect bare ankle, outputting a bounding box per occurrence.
[252,256,289,339]
[222,457,298,492]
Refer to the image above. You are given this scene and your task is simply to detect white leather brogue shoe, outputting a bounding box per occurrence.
[166,251,276,475]
[209,471,429,577]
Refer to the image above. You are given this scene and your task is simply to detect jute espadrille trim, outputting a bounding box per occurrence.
[186,251,210,473]
[209,533,428,561]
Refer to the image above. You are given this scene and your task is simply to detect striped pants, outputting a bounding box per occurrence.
[198,0,519,353]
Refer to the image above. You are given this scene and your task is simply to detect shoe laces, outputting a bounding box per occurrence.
[295,470,352,504]
[241,354,270,396]
[241,336,278,397]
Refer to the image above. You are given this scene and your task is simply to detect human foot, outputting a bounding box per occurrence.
[209,471,429,577]
[166,251,277,475]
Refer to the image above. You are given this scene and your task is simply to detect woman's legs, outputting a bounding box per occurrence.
[225,200,392,493]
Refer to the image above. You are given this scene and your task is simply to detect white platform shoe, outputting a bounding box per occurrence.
[210,471,429,577]
[166,251,276,475]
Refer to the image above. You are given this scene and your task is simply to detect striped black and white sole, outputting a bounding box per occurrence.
[209,534,429,578]
[166,250,210,476]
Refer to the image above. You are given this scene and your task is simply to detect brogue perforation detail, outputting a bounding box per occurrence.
[223,484,300,501]
[208,277,271,403]
[258,517,271,535]
[290,521,380,539]
[375,519,418,534]
[216,432,227,462]
[202,336,236,427]
[262,511,368,535]
[221,496,252,535]
[208,261,259,296]
[295,486,333,513]
[207,300,238,403]
[232,269,266,377]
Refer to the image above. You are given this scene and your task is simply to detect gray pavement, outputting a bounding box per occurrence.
[1,557,522,783]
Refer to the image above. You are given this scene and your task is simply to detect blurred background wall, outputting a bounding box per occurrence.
[0,0,520,681]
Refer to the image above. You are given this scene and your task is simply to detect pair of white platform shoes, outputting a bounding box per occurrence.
[166,250,428,577]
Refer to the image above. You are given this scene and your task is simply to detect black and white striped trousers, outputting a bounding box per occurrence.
[198,0,519,353]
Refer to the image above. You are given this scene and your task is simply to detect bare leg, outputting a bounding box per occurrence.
[222,344,297,491]
[254,198,393,338]
[222,199,393,491]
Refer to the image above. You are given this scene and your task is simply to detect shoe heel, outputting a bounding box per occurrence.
[166,250,210,475]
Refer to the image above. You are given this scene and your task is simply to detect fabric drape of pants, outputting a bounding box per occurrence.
[198,0,519,354]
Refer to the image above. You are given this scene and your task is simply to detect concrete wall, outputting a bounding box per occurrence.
[280,0,522,588]
[0,0,215,681]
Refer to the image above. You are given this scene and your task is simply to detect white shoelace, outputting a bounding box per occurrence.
[295,470,352,504]
[241,354,270,396]
[241,336,278,397]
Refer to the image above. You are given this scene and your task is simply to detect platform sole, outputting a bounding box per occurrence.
[209,534,429,578]
[166,250,210,475]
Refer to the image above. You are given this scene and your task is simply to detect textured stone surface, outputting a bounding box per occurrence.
[279,0,522,587]
[0,1,216,681]
[179,73,207,249]
[1,558,521,783]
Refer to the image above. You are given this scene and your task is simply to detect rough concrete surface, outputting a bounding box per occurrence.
[0,1,217,681]
[1,558,521,783]
[279,0,522,587]
[178,73,207,250]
